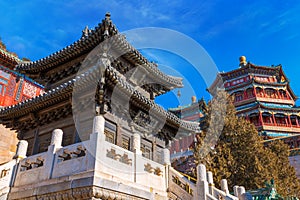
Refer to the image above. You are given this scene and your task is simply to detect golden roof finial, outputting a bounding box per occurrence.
[191,96,197,103]
[239,56,247,67]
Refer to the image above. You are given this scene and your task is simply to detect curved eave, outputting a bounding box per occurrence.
[106,65,198,132]
[286,81,297,101]
[16,16,182,93]
[0,81,73,119]
[16,19,119,74]
[207,73,223,95]
[0,65,44,89]
[0,48,22,69]
[227,79,288,92]
[0,64,198,133]
[109,33,183,90]
[258,102,300,112]
[220,63,280,81]
[237,102,300,113]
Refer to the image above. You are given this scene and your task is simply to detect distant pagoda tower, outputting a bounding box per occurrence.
[168,96,206,154]
[209,56,300,178]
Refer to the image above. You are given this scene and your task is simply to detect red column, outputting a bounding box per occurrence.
[272,113,277,126]
[276,89,279,99]
[243,90,247,100]
[262,88,266,98]
[253,87,257,97]
[296,117,299,127]
[259,112,263,126]
[288,115,292,127]
[285,117,289,127]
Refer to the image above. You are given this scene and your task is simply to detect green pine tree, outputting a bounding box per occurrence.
[267,140,300,197]
[194,90,300,197]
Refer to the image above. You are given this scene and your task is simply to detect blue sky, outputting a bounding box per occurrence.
[1,0,300,108]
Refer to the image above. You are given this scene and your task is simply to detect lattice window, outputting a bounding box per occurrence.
[122,136,130,150]
[156,148,162,164]
[141,144,152,159]
[265,89,275,98]
[256,87,263,97]
[104,121,117,144]
[246,88,253,98]
[104,129,115,143]
[290,116,299,126]
[235,92,243,102]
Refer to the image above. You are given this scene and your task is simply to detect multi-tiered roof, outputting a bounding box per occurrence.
[0,13,198,156]
[209,56,300,150]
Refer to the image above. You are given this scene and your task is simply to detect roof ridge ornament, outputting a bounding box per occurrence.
[82,26,89,37]
[105,12,111,21]
[102,12,111,39]
[239,56,247,68]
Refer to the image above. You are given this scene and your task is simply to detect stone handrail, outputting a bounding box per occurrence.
[206,193,218,200]
[19,152,46,172]
[168,167,195,200]
[0,160,17,199]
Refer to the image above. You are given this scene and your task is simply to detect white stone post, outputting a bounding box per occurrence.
[207,171,214,184]
[220,179,229,194]
[198,164,207,181]
[50,129,63,146]
[162,148,171,194]
[92,115,105,135]
[162,148,171,165]
[207,171,214,195]
[88,115,106,172]
[195,164,208,200]
[132,133,142,155]
[15,140,28,159]
[46,129,64,180]
[237,186,246,199]
[48,129,64,154]
[233,185,239,197]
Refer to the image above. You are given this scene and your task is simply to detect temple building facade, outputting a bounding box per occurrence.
[0,13,243,200]
[209,56,300,178]
[167,97,206,178]
[0,41,43,164]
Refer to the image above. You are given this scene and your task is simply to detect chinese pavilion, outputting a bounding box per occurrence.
[209,56,300,178]
[0,41,43,164]
[168,96,206,154]
[167,97,206,177]
[0,13,243,200]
